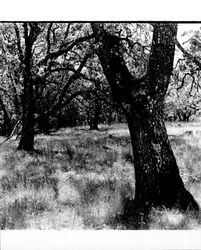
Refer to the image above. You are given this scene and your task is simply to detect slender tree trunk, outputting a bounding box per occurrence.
[0,96,12,136]
[91,23,199,225]
[89,100,101,130]
[18,23,41,151]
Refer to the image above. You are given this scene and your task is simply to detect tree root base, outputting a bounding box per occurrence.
[117,190,200,229]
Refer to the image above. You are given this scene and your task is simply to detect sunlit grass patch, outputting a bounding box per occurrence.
[26,209,85,229]
[0,122,201,229]
[0,124,136,229]
[0,187,56,229]
[149,207,201,230]
[149,208,187,229]
[171,140,201,184]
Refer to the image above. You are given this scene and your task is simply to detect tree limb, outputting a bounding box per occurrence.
[46,23,53,56]
[91,22,148,104]
[35,52,91,121]
[14,23,24,63]
[0,120,21,146]
[64,23,71,40]
[36,34,94,67]
[35,90,91,122]
[175,39,201,69]
[177,72,195,90]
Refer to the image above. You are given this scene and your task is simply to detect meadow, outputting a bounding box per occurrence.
[0,122,201,229]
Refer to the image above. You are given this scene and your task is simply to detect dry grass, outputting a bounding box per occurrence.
[0,125,134,229]
[0,122,201,229]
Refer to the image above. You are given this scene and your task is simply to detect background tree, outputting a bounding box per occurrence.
[165,60,201,122]
[0,23,23,135]
[164,28,201,122]
[0,22,95,150]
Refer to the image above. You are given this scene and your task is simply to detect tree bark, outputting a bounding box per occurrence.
[18,70,35,151]
[91,23,199,224]
[37,113,50,134]
[18,23,41,151]
[0,96,12,136]
[126,104,198,212]
[88,99,101,130]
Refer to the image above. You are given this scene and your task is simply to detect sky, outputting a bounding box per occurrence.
[178,24,201,43]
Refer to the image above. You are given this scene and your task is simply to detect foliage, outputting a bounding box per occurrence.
[0,23,139,137]
[165,28,201,122]
[4,23,201,135]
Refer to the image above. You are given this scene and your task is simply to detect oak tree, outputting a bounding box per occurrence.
[91,23,199,226]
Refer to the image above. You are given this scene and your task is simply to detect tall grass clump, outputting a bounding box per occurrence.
[148,208,201,230]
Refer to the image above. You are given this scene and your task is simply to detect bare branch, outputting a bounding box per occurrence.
[59,90,90,111]
[0,120,21,146]
[120,37,150,53]
[46,23,53,55]
[175,39,201,69]
[14,23,24,63]
[36,34,94,67]
[74,96,90,109]
[51,24,59,44]
[38,52,91,118]
[177,72,196,90]
[174,58,185,69]
[35,90,91,123]
[64,23,71,40]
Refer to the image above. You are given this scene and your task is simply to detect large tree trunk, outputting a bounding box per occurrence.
[18,23,41,151]
[127,103,198,212]
[91,23,199,225]
[18,74,35,151]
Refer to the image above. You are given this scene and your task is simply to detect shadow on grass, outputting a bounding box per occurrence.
[108,197,150,230]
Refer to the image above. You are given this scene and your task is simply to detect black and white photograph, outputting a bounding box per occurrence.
[0,1,201,249]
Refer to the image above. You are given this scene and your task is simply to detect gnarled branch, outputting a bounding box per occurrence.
[175,39,201,69]
[36,34,94,67]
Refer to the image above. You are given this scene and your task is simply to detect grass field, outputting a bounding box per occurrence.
[0,122,201,229]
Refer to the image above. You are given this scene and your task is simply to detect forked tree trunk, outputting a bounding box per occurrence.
[91,23,199,224]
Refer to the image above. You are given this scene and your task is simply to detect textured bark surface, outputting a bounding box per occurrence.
[38,113,50,134]
[0,96,12,136]
[18,73,35,151]
[88,100,101,130]
[18,23,41,151]
[91,23,199,224]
